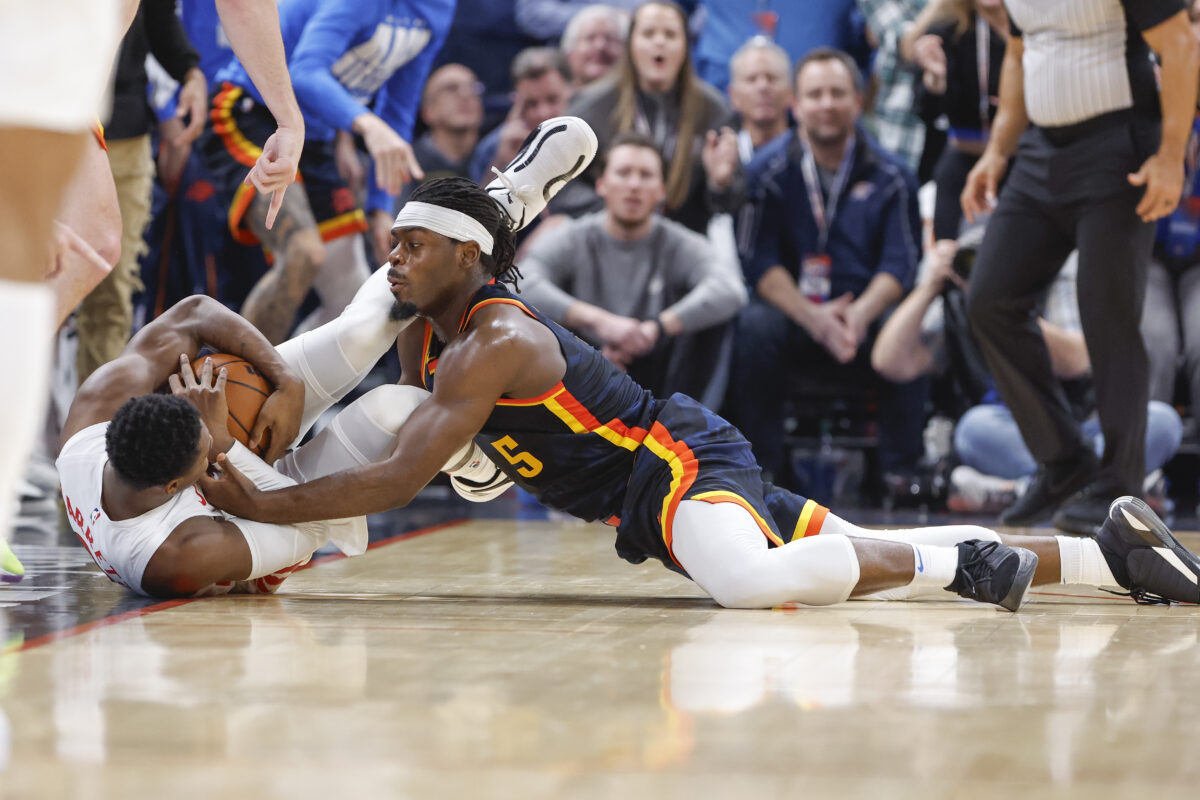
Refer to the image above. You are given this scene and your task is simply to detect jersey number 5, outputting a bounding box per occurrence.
[491,435,544,478]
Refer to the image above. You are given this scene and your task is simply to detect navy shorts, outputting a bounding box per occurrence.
[614,393,830,573]
[199,82,367,247]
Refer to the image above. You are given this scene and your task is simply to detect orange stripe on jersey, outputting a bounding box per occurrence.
[690,491,785,546]
[227,182,260,245]
[544,386,647,451]
[793,499,829,539]
[460,296,535,332]
[91,121,107,151]
[495,381,568,407]
[642,422,699,568]
[317,209,368,242]
[211,84,264,168]
[420,323,435,389]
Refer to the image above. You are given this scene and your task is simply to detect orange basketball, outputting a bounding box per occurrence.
[193,353,273,456]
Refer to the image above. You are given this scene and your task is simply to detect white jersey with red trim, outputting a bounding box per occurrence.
[56,422,221,596]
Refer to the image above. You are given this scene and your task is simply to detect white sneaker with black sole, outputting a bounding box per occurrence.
[485,116,598,231]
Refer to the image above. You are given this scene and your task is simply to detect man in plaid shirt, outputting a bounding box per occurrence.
[856,0,927,170]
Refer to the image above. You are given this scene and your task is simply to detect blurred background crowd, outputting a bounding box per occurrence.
[22,0,1200,529]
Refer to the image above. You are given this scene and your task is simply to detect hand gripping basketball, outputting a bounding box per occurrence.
[190,353,274,457]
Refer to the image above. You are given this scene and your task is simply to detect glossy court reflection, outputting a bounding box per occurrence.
[1,519,1199,798]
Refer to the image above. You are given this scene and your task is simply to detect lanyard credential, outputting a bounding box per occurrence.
[799,134,856,254]
[976,16,991,134]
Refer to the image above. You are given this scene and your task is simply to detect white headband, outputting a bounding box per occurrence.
[392,201,494,255]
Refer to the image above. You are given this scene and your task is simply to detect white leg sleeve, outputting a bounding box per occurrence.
[819,514,1000,600]
[0,281,53,541]
[671,500,861,608]
[275,384,432,483]
[273,262,410,446]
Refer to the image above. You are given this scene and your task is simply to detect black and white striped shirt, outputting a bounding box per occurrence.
[1006,0,1183,127]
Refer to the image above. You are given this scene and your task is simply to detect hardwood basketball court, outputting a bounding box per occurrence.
[2,507,1199,798]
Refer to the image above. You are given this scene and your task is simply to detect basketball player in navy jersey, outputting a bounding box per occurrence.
[200,134,1200,610]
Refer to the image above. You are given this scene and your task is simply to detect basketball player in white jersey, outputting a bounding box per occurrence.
[54,263,466,596]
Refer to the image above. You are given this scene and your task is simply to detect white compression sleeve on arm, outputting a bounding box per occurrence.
[223,440,368,568]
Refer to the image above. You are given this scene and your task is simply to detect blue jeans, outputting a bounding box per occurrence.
[954,401,1182,480]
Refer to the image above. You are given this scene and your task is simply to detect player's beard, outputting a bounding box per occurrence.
[390,300,418,321]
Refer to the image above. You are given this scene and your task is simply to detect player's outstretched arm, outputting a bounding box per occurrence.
[199,315,537,523]
[214,0,305,229]
[62,295,304,448]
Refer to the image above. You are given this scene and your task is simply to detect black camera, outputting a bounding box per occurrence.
[952,245,976,280]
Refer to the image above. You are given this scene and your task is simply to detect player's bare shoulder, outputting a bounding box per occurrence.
[443,302,565,397]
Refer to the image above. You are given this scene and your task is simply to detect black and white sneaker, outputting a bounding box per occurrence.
[484,116,598,231]
[1096,496,1200,605]
[945,539,1038,612]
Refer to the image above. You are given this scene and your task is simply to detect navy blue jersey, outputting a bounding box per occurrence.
[422,284,829,570]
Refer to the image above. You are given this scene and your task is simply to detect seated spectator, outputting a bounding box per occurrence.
[903,0,1007,243]
[520,133,747,408]
[694,0,870,92]
[874,237,1182,515]
[857,0,928,173]
[561,4,629,90]
[470,47,572,187]
[727,37,794,159]
[565,1,742,233]
[432,0,541,131]
[731,47,925,492]
[400,64,485,204]
[723,37,795,262]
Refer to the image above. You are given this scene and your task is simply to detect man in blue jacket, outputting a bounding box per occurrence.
[732,47,925,494]
[200,0,455,344]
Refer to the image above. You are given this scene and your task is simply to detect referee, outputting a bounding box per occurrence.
[961,0,1199,533]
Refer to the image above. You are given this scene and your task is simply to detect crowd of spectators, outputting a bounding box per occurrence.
[27,0,1200,524]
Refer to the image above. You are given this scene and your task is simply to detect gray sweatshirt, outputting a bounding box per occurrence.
[519,212,747,344]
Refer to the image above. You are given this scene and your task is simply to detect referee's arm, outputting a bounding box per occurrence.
[960,34,1027,222]
[1130,9,1200,221]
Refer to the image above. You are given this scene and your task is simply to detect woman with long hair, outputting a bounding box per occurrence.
[566,1,738,233]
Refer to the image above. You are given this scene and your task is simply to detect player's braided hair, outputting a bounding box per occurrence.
[106,394,203,490]
[410,176,523,290]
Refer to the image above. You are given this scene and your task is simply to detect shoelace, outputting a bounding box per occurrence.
[955,540,1002,598]
[1098,586,1172,606]
[489,167,534,201]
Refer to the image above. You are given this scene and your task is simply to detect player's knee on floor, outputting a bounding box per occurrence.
[672,501,860,609]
